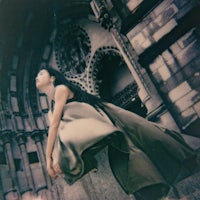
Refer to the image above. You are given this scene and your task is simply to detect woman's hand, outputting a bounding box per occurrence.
[53,162,62,175]
[46,156,57,178]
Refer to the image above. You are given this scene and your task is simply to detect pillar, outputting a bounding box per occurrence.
[15,132,34,197]
[1,130,20,200]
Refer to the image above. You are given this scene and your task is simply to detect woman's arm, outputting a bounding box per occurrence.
[47,110,53,124]
[46,85,73,178]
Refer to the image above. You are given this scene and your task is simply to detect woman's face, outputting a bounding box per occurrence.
[35,69,52,90]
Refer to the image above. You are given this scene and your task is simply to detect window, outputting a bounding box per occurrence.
[0,152,7,165]
[14,158,23,171]
[28,152,39,164]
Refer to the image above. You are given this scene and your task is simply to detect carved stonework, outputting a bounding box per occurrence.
[110,83,138,107]
[91,0,113,30]
[55,23,91,78]
[88,46,133,98]
[89,46,122,95]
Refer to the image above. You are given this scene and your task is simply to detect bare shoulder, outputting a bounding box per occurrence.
[55,84,74,98]
[55,84,70,92]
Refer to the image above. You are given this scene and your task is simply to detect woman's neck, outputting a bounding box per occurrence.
[42,84,55,100]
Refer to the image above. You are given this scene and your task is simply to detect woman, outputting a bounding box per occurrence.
[35,66,199,200]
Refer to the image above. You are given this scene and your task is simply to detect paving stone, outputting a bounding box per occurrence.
[174,172,200,197]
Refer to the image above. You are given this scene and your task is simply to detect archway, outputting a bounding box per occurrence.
[91,47,147,117]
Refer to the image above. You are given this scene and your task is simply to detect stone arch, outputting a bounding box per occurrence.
[89,46,147,116]
[89,46,123,96]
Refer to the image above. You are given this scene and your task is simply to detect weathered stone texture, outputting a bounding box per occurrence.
[168,81,192,102]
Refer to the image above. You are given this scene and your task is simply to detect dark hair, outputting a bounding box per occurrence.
[38,66,103,107]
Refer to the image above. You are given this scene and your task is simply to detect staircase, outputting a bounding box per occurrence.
[166,134,200,200]
[166,171,200,200]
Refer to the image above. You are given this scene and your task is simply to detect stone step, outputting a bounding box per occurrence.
[166,189,200,200]
[167,171,200,199]
[182,134,200,150]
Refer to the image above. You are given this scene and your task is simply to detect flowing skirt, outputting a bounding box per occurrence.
[52,101,196,194]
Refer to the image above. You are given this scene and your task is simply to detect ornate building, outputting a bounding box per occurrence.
[0,0,200,199]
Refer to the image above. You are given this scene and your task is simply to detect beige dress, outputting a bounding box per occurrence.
[52,101,196,194]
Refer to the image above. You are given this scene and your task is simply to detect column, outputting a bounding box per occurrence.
[15,132,34,197]
[31,130,52,192]
[1,130,20,200]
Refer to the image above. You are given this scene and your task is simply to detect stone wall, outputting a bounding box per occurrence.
[126,0,200,134]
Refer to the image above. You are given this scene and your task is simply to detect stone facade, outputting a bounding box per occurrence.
[0,0,200,200]
[125,0,200,135]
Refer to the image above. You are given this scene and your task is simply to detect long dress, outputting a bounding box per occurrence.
[52,100,197,195]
